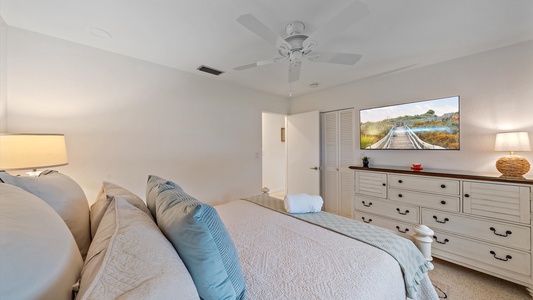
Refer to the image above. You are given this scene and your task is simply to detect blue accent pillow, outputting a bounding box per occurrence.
[146,175,246,300]
[145,175,183,219]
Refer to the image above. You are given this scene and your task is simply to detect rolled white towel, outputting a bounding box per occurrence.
[284,193,323,213]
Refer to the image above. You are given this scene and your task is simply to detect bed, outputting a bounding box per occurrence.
[216,197,438,300]
[0,171,438,300]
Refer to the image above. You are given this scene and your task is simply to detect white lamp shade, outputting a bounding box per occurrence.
[494,132,531,152]
[0,134,68,170]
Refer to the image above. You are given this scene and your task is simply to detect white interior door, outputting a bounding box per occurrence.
[287,111,320,195]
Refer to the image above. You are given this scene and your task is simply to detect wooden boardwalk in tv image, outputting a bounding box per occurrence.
[366,125,445,150]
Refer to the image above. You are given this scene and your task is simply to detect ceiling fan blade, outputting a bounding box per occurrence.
[288,60,301,83]
[236,14,292,53]
[302,1,369,52]
[234,57,287,71]
[306,52,362,65]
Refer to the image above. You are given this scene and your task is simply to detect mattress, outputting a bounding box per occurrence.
[215,200,438,300]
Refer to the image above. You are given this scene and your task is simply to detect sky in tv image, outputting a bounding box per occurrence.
[360,96,459,123]
[360,96,459,150]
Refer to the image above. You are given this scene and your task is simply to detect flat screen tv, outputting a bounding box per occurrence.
[360,96,460,150]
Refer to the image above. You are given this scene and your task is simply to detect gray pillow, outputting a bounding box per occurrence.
[146,175,246,300]
[90,181,152,238]
[0,170,91,259]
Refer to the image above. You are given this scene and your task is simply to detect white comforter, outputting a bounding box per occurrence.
[215,200,438,300]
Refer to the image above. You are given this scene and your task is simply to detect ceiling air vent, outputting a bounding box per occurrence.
[197,65,224,76]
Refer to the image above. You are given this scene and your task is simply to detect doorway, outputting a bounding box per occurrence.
[262,110,320,199]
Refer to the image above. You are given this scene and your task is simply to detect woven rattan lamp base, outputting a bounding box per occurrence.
[496,155,530,178]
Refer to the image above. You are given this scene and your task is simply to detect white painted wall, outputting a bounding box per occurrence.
[290,41,533,176]
[5,27,289,204]
[0,17,7,132]
[262,112,286,194]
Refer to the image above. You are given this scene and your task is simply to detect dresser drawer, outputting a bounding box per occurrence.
[463,181,530,224]
[432,230,531,276]
[355,212,415,238]
[422,209,530,251]
[389,188,460,212]
[355,171,387,199]
[355,196,419,223]
[389,174,459,196]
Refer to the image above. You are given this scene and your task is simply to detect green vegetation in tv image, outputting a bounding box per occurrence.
[360,96,460,150]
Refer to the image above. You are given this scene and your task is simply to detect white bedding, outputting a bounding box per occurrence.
[215,200,438,300]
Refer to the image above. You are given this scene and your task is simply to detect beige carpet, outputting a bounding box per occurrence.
[429,258,530,299]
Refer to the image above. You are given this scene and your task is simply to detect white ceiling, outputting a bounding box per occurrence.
[1,0,532,98]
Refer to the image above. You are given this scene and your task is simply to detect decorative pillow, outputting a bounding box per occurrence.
[77,196,199,300]
[90,181,152,238]
[0,170,91,259]
[145,174,183,218]
[146,176,246,300]
[0,183,83,300]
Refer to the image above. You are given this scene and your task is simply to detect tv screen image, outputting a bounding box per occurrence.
[360,96,460,150]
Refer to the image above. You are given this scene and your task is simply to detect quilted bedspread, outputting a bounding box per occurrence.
[243,194,432,298]
[215,199,438,300]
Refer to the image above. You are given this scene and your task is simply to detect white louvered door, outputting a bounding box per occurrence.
[338,110,355,218]
[321,109,355,218]
[322,112,339,214]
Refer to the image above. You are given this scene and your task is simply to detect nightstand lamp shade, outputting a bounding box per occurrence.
[0,134,68,176]
[494,132,531,178]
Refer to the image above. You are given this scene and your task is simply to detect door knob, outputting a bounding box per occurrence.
[310,166,319,170]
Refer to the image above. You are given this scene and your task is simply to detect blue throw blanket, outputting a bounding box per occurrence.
[243,194,432,299]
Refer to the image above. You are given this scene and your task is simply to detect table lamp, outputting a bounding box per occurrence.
[0,133,68,176]
[494,132,531,178]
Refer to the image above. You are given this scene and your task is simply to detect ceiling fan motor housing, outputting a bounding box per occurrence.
[285,21,305,36]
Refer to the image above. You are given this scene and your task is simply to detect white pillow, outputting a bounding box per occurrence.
[0,183,83,300]
[77,195,199,300]
[0,170,91,259]
[90,181,152,238]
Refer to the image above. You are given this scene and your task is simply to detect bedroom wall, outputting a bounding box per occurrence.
[5,27,289,204]
[290,40,533,177]
[262,112,286,194]
[0,17,7,132]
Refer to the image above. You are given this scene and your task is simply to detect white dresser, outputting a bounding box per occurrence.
[351,166,533,296]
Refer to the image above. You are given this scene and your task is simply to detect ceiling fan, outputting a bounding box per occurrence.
[234,1,370,83]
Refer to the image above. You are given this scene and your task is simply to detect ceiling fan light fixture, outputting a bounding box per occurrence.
[290,51,303,61]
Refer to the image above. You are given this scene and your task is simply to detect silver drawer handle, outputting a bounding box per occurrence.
[432,235,449,244]
[490,227,512,237]
[489,250,512,262]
